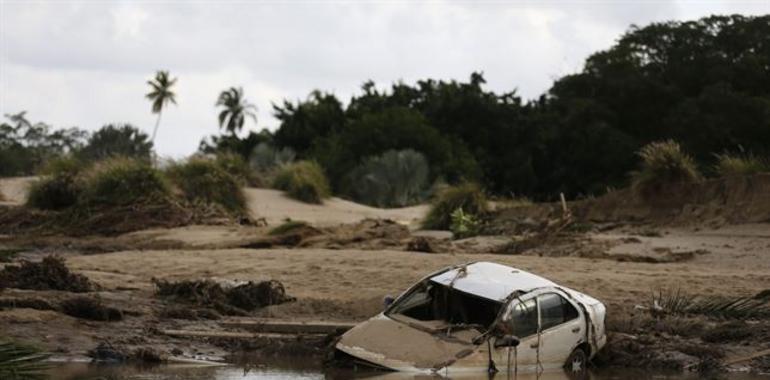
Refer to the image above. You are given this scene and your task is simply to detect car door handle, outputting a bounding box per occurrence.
[571,327,581,333]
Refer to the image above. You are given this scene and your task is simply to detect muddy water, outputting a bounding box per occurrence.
[49,361,767,380]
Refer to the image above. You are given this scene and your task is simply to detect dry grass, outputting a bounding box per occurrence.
[631,140,701,197]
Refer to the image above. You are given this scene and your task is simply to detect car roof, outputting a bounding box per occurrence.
[429,261,556,302]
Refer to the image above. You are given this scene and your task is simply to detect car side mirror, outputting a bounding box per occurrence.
[494,335,520,348]
[382,295,394,309]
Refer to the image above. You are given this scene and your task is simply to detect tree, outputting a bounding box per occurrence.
[216,87,257,135]
[76,124,153,162]
[145,70,177,142]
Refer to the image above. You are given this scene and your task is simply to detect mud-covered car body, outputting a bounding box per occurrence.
[335,262,607,375]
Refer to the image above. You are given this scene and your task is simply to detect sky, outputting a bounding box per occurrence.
[1,1,769,158]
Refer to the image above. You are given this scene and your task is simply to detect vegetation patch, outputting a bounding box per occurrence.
[80,157,170,207]
[701,321,753,343]
[0,340,50,379]
[630,140,701,197]
[26,174,82,210]
[344,149,430,208]
[60,296,123,321]
[423,183,488,230]
[153,278,294,315]
[272,161,331,204]
[651,288,770,319]
[0,255,93,292]
[714,153,769,177]
[450,208,481,239]
[214,152,259,186]
[166,158,247,214]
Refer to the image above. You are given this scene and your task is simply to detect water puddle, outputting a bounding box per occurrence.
[48,360,768,380]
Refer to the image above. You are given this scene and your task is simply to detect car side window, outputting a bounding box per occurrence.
[539,293,579,331]
[508,298,538,338]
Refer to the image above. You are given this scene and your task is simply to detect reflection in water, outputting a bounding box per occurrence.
[49,362,765,380]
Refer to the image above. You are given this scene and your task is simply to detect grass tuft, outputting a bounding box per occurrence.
[272,161,331,204]
[651,288,770,319]
[630,140,701,196]
[80,157,171,207]
[423,183,488,230]
[166,158,247,214]
[714,153,769,177]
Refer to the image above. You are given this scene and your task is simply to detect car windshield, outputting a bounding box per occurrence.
[387,280,503,329]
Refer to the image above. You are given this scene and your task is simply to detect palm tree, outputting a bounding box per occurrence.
[216,87,257,135]
[145,70,177,142]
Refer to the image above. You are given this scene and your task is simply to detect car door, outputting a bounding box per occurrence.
[493,295,540,373]
[535,291,585,369]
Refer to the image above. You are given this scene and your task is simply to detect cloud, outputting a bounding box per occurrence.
[1,0,768,157]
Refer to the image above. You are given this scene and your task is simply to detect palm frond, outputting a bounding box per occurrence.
[0,340,50,379]
[652,288,770,319]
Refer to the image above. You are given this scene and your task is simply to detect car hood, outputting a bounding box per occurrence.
[335,313,481,372]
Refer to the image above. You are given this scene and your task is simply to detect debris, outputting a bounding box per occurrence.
[153,278,294,315]
[406,236,438,253]
[88,342,127,363]
[60,296,123,321]
[0,255,93,292]
[702,321,753,343]
[0,297,57,311]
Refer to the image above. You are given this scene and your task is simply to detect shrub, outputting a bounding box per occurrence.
[272,161,330,204]
[0,340,50,379]
[630,140,701,195]
[0,255,93,292]
[714,153,769,177]
[423,183,488,230]
[214,152,259,186]
[26,175,81,210]
[166,158,247,214]
[80,157,171,207]
[26,156,85,210]
[345,149,430,208]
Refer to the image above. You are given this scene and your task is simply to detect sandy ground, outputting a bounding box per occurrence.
[0,176,35,205]
[245,188,427,227]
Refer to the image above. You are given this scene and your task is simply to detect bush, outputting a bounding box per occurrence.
[714,153,769,177]
[214,152,259,186]
[0,255,93,292]
[26,175,81,210]
[631,140,701,195]
[26,156,85,210]
[345,149,430,208]
[423,183,488,230]
[166,158,247,214]
[80,157,171,207]
[272,161,330,204]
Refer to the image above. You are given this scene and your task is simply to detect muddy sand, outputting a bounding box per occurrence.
[1,178,770,373]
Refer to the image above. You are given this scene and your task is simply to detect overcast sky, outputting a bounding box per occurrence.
[1,1,769,157]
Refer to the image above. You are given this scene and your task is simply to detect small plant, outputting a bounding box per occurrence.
[423,183,488,230]
[450,208,480,239]
[166,158,247,214]
[272,161,331,204]
[80,157,171,207]
[345,149,430,208]
[0,340,50,379]
[714,152,769,177]
[630,140,701,196]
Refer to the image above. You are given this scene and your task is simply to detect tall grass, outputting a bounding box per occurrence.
[0,340,49,379]
[272,161,330,204]
[423,183,488,230]
[345,149,430,208]
[166,158,247,214]
[214,152,259,186]
[80,157,171,207]
[631,140,701,196]
[714,153,769,177]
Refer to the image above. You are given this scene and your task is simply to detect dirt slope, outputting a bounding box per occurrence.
[0,176,35,205]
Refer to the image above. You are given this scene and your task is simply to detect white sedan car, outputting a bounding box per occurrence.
[334,261,607,376]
